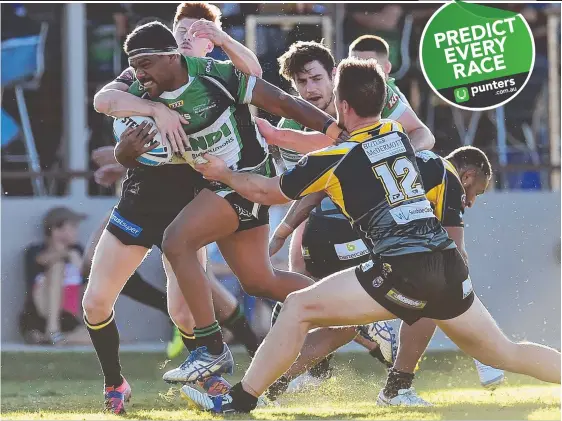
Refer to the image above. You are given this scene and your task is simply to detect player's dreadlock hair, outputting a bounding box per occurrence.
[174,2,222,29]
[278,40,335,83]
[123,21,177,56]
[349,35,390,57]
[446,146,492,178]
[336,57,386,118]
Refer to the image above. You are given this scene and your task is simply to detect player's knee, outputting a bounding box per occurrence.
[283,290,316,322]
[82,290,112,322]
[241,280,270,297]
[168,298,195,332]
[162,227,185,260]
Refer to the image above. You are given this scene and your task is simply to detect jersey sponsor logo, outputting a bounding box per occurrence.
[390,200,435,225]
[462,277,473,299]
[183,113,191,120]
[388,92,399,109]
[362,132,407,164]
[193,100,218,118]
[385,288,427,309]
[109,210,143,238]
[205,59,213,73]
[182,107,244,168]
[334,239,369,261]
[169,100,184,109]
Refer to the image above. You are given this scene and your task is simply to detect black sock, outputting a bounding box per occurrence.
[84,311,123,388]
[309,354,333,379]
[383,368,415,398]
[222,304,260,357]
[178,328,197,352]
[121,272,168,315]
[230,382,258,413]
[194,321,224,355]
[370,347,393,368]
[265,375,291,401]
[270,302,283,327]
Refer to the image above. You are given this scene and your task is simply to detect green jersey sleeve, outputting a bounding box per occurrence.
[381,80,408,120]
[185,56,256,105]
[277,117,305,130]
[127,80,145,98]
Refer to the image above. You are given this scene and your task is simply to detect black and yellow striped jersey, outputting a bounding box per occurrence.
[279,119,455,257]
[311,151,465,227]
[416,151,465,227]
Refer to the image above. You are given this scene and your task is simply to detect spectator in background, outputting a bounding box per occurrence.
[20,207,90,345]
[344,4,404,70]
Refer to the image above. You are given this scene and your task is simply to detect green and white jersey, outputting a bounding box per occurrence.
[128,56,267,171]
[277,79,410,170]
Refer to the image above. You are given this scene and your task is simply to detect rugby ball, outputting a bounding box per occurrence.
[113,116,173,166]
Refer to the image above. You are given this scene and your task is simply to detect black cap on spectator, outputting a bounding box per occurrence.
[43,207,86,235]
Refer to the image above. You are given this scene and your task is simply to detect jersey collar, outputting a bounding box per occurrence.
[349,121,383,138]
[443,158,462,183]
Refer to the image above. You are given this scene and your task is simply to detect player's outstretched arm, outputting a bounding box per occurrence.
[195,154,290,206]
[396,106,435,152]
[250,78,343,141]
[269,192,325,256]
[256,118,341,154]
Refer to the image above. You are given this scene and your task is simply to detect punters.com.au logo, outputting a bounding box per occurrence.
[420,0,535,110]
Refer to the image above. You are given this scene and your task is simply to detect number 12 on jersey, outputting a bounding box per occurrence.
[373,156,425,205]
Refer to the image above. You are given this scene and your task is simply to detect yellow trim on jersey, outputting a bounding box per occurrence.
[350,120,405,143]
[325,173,351,219]
[311,147,351,157]
[84,311,115,331]
[443,158,462,183]
[350,121,383,136]
[425,182,445,221]
[300,167,337,197]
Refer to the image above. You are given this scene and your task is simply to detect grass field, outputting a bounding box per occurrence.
[1,350,559,420]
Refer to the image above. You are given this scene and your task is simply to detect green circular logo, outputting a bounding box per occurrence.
[420,0,535,110]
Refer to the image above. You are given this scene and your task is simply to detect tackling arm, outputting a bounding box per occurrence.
[396,106,435,152]
[250,78,343,140]
[272,192,326,239]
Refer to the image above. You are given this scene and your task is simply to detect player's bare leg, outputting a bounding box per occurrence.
[180,266,396,412]
[242,268,395,397]
[217,225,314,302]
[82,231,148,413]
[436,297,561,384]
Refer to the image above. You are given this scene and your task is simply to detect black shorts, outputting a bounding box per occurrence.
[196,156,274,232]
[302,213,370,279]
[355,249,474,325]
[106,164,202,249]
[106,206,184,249]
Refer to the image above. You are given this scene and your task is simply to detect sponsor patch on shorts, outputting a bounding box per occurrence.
[302,246,311,259]
[110,210,143,238]
[462,277,473,299]
[385,288,427,309]
[334,239,369,261]
[360,260,374,272]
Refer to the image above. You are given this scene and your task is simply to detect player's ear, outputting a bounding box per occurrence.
[206,41,214,54]
[331,67,336,79]
[384,60,392,75]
